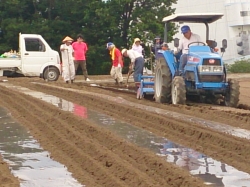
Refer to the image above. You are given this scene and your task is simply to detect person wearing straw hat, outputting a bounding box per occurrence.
[106,42,124,85]
[132,38,143,55]
[60,36,75,83]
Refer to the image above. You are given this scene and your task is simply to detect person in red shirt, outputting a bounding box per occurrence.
[72,34,90,81]
[107,42,123,85]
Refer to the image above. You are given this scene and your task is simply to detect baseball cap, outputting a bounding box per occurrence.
[106,42,114,49]
[181,25,190,34]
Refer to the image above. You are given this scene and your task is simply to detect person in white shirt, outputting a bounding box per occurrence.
[177,25,203,73]
[132,38,143,55]
[121,49,144,83]
[60,36,75,83]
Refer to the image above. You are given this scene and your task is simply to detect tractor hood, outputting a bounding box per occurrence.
[189,52,221,59]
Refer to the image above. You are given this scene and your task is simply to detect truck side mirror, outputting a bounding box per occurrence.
[174,38,179,47]
[222,39,227,49]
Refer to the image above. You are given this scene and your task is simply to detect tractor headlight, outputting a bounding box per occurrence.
[198,66,212,72]
[213,66,223,72]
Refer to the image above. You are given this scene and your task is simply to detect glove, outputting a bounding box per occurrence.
[118,64,121,68]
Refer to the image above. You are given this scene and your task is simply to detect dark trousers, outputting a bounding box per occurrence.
[74,60,88,80]
[179,54,188,73]
[134,57,144,82]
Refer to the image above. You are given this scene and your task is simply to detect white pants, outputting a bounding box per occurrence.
[110,66,123,82]
[62,62,75,81]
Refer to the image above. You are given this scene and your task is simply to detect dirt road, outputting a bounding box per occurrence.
[0,74,250,186]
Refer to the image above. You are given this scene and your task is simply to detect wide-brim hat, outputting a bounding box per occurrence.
[62,36,73,43]
[121,49,127,55]
[134,38,140,43]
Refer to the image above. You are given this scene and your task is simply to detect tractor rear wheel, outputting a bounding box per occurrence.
[224,78,240,107]
[154,57,172,103]
[171,76,186,105]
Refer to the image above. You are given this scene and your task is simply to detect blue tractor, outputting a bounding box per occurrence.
[154,13,240,107]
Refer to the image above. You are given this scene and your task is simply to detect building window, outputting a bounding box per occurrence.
[240,11,250,17]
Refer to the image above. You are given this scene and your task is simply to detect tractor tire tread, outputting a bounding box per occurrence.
[154,57,172,103]
[172,77,186,104]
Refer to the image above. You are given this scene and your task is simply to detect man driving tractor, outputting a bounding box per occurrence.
[175,25,203,74]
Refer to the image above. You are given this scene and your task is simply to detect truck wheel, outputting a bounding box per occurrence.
[224,78,240,107]
[44,67,60,81]
[154,57,172,103]
[171,76,186,105]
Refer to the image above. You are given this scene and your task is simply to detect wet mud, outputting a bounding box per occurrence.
[5,84,250,186]
[0,83,207,187]
[1,75,250,186]
[0,157,19,187]
[0,107,83,187]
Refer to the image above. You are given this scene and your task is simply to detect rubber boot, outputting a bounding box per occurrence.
[134,82,140,92]
[115,79,118,85]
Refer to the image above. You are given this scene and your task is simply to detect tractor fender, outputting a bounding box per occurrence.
[158,50,176,78]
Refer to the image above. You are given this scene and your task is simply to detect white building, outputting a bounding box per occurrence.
[170,0,250,63]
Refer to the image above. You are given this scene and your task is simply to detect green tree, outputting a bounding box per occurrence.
[0,0,177,75]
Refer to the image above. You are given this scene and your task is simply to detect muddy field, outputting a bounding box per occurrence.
[0,74,250,187]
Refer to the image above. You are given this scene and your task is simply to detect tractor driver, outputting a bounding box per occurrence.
[175,25,202,74]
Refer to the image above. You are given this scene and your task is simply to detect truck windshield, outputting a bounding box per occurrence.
[25,38,46,52]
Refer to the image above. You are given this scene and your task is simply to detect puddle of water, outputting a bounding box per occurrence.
[23,82,250,140]
[88,113,250,187]
[0,107,84,187]
[2,84,250,187]
[38,82,250,140]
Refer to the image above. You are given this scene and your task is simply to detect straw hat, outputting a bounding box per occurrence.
[62,36,73,43]
[134,38,140,43]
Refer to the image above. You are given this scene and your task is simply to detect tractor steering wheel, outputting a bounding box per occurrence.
[188,42,206,48]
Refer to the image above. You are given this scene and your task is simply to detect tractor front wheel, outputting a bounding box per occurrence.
[224,78,240,107]
[171,76,186,105]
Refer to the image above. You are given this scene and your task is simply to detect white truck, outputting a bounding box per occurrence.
[0,33,61,81]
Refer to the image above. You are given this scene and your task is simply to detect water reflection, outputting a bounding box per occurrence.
[88,112,250,187]
[0,107,83,187]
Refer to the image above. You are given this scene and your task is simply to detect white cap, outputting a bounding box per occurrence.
[121,49,127,55]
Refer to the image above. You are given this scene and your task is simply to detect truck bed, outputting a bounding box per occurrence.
[0,58,21,68]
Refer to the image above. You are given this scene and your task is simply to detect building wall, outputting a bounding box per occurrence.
[170,0,250,62]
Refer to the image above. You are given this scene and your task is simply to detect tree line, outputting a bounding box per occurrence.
[0,0,177,74]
